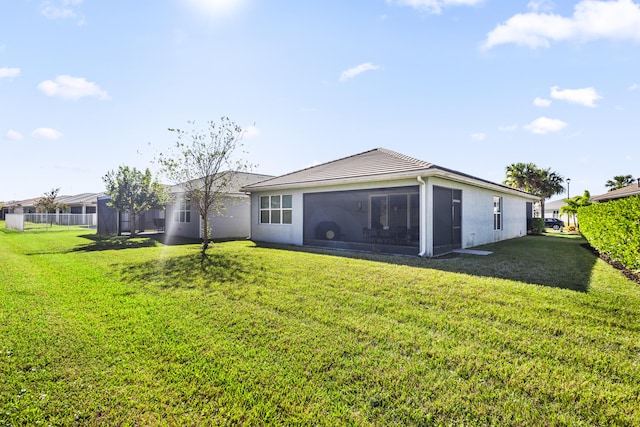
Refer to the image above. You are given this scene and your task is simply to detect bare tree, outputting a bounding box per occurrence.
[36,188,66,225]
[156,117,253,252]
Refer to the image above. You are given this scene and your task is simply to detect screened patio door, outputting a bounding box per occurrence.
[433,186,462,255]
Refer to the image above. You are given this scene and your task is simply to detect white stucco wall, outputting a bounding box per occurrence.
[249,190,305,245]
[248,176,533,254]
[208,197,251,239]
[426,176,528,250]
[166,195,252,240]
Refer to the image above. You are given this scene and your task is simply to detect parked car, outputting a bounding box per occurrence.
[544,218,564,230]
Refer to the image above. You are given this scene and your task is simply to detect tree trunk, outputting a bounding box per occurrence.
[129,196,136,237]
[201,213,209,252]
[130,212,137,237]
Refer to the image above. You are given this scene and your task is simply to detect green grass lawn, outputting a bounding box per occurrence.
[1,224,639,426]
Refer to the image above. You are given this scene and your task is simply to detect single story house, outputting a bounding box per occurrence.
[97,171,273,240]
[2,193,102,220]
[165,171,273,240]
[241,148,539,257]
[544,198,570,224]
[591,178,640,202]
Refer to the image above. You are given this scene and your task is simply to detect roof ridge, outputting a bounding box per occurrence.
[248,148,383,187]
[376,147,433,168]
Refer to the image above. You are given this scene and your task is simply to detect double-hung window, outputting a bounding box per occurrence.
[260,195,292,224]
[175,199,191,223]
[493,196,502,230]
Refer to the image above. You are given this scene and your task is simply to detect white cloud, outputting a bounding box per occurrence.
[7,130,23,141]
[339,63,381,83]
[471,132,486,141]
[482,0,640,50]
[0,67,21,79]
[629,83,640,90]
[524,116,567,134]
[527,0,555,13]
[40,0,85,24]
[533,97,552,107]
[38,75,110,100]
[185,0,247,18]
[550,86,602,107]
[387,0,483,15]
[32,128,63,140]
[498,124,518,131]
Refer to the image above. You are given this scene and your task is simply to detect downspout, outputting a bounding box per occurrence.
[417,176,427,257]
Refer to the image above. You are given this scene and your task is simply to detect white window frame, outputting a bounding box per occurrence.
[493,196,502,230]
[260,195,292,224]
[175,199,191,223]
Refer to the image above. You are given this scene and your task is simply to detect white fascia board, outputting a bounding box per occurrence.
[244,168,538,200]
[431,170,539,200]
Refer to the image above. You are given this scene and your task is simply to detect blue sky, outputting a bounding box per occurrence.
[1,0,639,202]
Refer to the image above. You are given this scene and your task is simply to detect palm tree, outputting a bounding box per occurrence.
[504,162,537,192]
[605,175,634,191]
[535,168,565,218]
[504,163,565,217]
[560,190,591,228]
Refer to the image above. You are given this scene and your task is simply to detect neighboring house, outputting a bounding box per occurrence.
[97,171,273,239]
[544,199,571,225]
[1,193,102,218]
[591,178,640,202]
[1,197,40,219]
[164,171,273,240]
[241,148,539,257]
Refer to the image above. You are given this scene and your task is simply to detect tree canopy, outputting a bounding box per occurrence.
[504,163,565,216]
[560,190,591,228]
[36,188,65,213]
[605,175,634,191]
[155,117,254,252]
[103,166,168,236]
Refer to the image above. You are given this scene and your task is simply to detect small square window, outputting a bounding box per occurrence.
[259,194,292,224]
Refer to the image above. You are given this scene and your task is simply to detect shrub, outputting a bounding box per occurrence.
[529,218,545,235]
[579,195,640,272]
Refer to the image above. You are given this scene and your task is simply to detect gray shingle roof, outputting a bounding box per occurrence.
[592,180,640,202]
[242,148,435,190]
[171,171,275,195]
[241,148,536,200]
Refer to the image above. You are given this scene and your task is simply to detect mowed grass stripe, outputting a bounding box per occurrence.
[1,226,639,425]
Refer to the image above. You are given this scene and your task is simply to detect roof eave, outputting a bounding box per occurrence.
[242,168,538,200]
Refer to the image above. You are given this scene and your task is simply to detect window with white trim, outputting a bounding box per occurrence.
[175,199,191,223]
[260,195,292,224]
[493,196,502,230]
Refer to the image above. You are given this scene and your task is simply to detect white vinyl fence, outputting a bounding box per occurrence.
[5,213,97,231]
[5,214,24,231]
[24,213,96,227]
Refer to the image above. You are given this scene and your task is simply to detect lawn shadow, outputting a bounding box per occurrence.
[119,250,254,290]
[253,234,598,292]
[70,233,206,252]
[70,234,160,252]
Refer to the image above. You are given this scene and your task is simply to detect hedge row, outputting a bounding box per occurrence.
[578,195,640,273]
